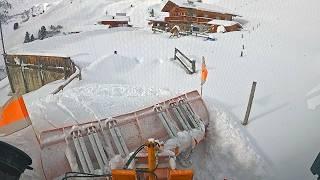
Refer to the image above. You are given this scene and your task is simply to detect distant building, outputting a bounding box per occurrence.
[149,0,241,33]
[99,14,131,28]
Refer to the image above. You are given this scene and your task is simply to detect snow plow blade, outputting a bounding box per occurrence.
[38,90,209,179]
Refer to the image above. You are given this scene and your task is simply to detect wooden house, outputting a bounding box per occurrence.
[100,15,131,28]
[149,0,241,33]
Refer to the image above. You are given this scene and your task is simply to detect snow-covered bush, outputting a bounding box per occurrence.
[0,0,11,23]
[217,25,226,33]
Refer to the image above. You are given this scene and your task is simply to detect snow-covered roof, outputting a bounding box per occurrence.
[148,16,166,22]
[207,19,239,26]
[147,13,169,22]
[162,0,238,16]
[7,52,69,58]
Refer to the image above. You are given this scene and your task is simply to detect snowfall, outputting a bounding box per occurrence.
[0,0,319,179]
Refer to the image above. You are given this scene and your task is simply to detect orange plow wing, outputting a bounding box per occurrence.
[0,96,31,136]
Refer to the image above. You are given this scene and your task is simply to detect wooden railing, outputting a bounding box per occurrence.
[52,63,82,94]
[174,48,196,74]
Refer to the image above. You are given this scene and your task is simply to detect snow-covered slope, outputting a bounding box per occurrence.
[0,0,320,179]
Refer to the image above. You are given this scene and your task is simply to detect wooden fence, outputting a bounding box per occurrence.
[5,54,76,95]
[174,48,196,74]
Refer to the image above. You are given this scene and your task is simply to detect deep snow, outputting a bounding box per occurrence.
[0,0,319,179]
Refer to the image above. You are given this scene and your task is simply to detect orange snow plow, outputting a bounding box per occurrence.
[38,90,209,179]
[0,96,31,136]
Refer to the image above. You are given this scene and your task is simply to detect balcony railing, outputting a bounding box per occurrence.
[165,16,212,23]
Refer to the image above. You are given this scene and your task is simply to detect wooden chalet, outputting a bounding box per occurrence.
[149,0,241,33]
[100,14,131,28]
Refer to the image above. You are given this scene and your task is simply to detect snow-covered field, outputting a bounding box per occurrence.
[1,0,320,179]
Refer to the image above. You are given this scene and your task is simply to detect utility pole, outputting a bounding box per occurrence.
[0,20,15,93]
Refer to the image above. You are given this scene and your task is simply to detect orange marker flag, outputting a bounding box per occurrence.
[0,96,31,136]
[201,57,208,85]
[200,56,208,96]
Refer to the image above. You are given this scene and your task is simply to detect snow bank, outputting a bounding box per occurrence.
[85,54,140,80]
[306,84,320,110]
[0,69,6,81]
[208,20,239,26]
[217,25,226,33]
[191,99,269,180]
[0,78,11,106]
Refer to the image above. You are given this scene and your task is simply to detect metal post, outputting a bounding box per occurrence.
[0,21,15,93]
[242,81,257,126]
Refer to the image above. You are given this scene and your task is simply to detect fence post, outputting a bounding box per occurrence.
[191,60,196,73]
[78,70,82,80]
[242,81,257,126]
[37,58,44,86]
[63,60,67,80]
[19,58,29,93]
[174,48,177,60]
[4,57,15,93]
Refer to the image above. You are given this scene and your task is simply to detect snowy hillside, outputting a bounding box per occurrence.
[1,0,320,179]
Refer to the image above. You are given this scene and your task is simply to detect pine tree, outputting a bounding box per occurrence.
[30,34,35,41]
[38,26,47,40]
[24,32,30,43]
[150,9,154,17]
[38,29,41,39]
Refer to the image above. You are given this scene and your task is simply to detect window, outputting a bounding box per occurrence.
[192,26,200,31]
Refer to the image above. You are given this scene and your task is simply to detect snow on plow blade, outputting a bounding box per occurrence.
[38,90,209,179]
